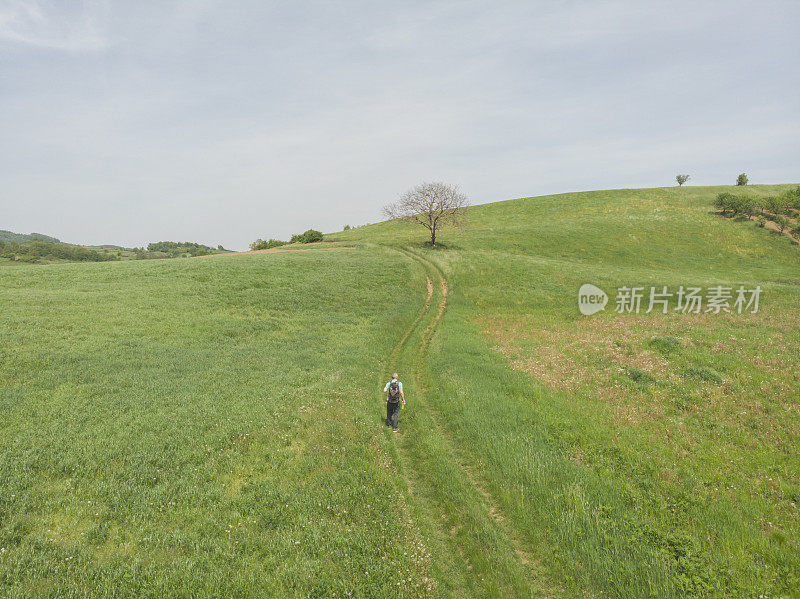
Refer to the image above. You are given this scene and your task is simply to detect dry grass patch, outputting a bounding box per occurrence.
[479,315,675,386]
[477,310,799,431]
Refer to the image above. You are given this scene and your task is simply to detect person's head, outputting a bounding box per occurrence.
[392,372,398,380]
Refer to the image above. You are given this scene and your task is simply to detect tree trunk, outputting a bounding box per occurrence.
[430,226,436,247]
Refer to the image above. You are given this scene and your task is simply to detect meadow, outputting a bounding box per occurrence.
[0,249,436,597]
[1,184,798,597]
[330,184,800,597]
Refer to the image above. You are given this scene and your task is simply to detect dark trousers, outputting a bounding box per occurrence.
[386,401,401,430]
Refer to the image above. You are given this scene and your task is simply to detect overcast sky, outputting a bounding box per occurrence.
[1,0,798,249]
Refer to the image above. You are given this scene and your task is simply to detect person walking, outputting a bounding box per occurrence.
[383,372,405,432]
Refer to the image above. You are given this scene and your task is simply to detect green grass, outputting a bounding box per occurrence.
[330,184,800,597]
[2,184,798,597]
[0,249,438,597]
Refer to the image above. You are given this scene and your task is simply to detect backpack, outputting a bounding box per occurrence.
[388,381,400,402]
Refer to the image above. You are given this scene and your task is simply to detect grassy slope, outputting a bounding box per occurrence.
[2,185,797,598]
[0,249,442,597]
[329,184,800,598]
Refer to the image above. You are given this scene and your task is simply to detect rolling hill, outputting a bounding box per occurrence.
[0,230,61,244]
[0,184,797,597]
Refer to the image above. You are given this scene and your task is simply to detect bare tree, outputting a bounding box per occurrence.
[383,182,469,247]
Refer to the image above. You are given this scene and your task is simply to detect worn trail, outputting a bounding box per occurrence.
[383,248,557,598]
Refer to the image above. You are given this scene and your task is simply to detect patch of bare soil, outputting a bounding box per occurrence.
[203,246,355,257]
[745,215,799,242]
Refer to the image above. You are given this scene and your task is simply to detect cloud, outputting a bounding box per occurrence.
[0,0,798,249]
[0,0,108,50]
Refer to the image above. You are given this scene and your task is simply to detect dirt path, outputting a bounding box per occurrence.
[202,246,355,257]
[745,215,799,243]
[383,248,558,598]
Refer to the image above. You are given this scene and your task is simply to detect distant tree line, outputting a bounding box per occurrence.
[0,240,116,263]
[0,236,228,263]
[143,241,222,257]
[0,230,61,244]
[249,229,323,250]
[714,186,800,238]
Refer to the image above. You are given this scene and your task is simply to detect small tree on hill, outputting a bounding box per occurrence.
[736,173,748,186]
[763,196,781,215]
[774,215,789,233]
[714,192,735,215]
[383,182,469,247]
[676,174,690,186]
[743,195,760,217]
[785,187,800,211]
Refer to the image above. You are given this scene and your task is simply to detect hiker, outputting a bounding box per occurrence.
[383,372,405,432]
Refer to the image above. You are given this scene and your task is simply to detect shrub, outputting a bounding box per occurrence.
[303,229,324,243]
[740,194,759,217]
[773,215,789,233]
[249,238,287,251]
[715,193,758,217]
[763,196,782,215]
[291,229,324,244]
[785,187,800,211]
[714,193,735,215]
[757,216,767,228]
[736,173,748,186]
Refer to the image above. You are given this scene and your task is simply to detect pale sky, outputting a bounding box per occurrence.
[2,0,798,250]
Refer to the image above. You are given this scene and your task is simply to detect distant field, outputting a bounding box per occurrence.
[1,185,798,597]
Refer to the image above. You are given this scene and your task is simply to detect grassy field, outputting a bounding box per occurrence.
[1,184,798,597]
[329,184,800,597]
[0,249,437,596]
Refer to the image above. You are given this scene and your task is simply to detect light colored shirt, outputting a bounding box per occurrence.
[384,379,403,392]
